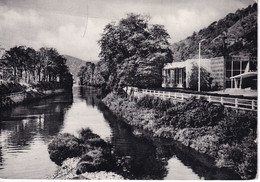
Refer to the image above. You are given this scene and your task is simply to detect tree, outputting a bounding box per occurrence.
[189,64,213,91]
[24,47,37,83]
[2,46,26,82]
[98,13,172,90]
[77,62,95,86]
[2,46,71,84]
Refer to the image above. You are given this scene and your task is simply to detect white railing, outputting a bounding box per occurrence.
[124,87,257,112]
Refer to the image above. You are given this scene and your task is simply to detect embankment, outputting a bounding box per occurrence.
[102,91,257,180]
[0,82,71,108]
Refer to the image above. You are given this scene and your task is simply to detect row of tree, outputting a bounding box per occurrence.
[1,46,71,84]
[78,13,173,91]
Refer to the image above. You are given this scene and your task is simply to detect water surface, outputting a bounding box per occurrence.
[0,86,239,179]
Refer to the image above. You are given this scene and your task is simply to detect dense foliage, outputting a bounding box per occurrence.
[77,62,95,86]
[136,95,174,111]
[188,65,213,91]
[171,3,257,61]
[0,82,26,95]
[48,133,83,165]
[102,92,257,179]
[78,13,172,91]
[1,46,72,84]
[48,128,116,172]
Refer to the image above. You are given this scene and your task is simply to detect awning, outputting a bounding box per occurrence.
[230,72,257,79]
[164,62,186,70]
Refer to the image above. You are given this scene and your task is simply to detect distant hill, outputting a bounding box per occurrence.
[170,3,257,62]
[63,55,87,82]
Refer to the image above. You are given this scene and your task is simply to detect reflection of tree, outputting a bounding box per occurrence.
[162,142,241,180]
[96,103,168,179]
[79,86,99,108]
[76,86,240,180]
[0,92,73,151]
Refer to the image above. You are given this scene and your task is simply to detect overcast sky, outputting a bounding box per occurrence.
[0,0,256,62]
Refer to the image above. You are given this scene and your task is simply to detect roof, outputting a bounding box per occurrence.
[230,71,257,79]
[164,61,186,69]
[163,58,211,70]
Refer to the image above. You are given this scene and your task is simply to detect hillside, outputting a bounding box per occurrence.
[63,55,87,81]
[170,3,257,61]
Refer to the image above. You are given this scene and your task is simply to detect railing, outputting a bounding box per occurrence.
[124,87,257,112]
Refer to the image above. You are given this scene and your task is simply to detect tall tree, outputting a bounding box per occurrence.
[2,46,26,82]
[98,13,172,90]
[2,46,71,84]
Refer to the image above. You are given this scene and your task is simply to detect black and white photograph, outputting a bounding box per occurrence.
[0,0,258,180]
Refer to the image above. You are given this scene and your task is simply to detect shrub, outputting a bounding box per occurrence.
[216,109,257,144]
[137,95,174,111]
[166,97,225,129]
[216,132,257,179]
[153,126,175,138]
[79,128,101,140]
[76,149,111,174]
[48,133,83,165]
[79,128,110,149]
[0,82,26,95]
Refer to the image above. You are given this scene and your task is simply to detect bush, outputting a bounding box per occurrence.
[76,149,105,174]
[166,97,225,129]
[79,128,101,140]
[216,132,257,179]
[137,95,174,111]
[216,109,257,144]
[102,92,257,179]
[76,148,117,174]
[48,127,118,174]
[48,133,83,165]
[79,128,110,149]
[31,81,64,90]
[0,82,26,95]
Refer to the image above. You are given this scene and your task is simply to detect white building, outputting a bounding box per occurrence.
[162,58,211,88]
[162,56,257,90]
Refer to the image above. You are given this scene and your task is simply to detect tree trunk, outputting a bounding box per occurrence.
[13,68,17,83]
[38,72,41,82]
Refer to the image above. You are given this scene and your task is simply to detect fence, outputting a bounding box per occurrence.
[125,87,257,112]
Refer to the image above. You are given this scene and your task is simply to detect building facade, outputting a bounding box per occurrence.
[162,56,257,90]
[162,59,211,88]
[225,56,257,89]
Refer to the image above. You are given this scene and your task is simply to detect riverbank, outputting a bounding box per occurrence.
[47,128,126,180]
[49,158,124,180]
[0,82,71,108]
[102,91,257,180]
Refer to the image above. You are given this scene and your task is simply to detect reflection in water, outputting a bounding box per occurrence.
[0,86,241,179]
[87,87,240,180]
[0,92,73,179]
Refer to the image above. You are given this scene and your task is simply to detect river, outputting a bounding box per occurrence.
[0,86,240,180]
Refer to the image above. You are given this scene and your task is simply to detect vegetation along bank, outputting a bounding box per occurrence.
[0,46,73,108]
[47,128,125,180]
[102,91,257,179]
[0,81,72,108]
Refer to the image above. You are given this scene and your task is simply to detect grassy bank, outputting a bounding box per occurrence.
[0,82,71,108]
[102,91,257,179]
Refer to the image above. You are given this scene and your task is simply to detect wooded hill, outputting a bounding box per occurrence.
[64,55,89,82]
[170,3,257,61]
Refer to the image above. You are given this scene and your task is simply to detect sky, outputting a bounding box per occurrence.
[0,0,256,62]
